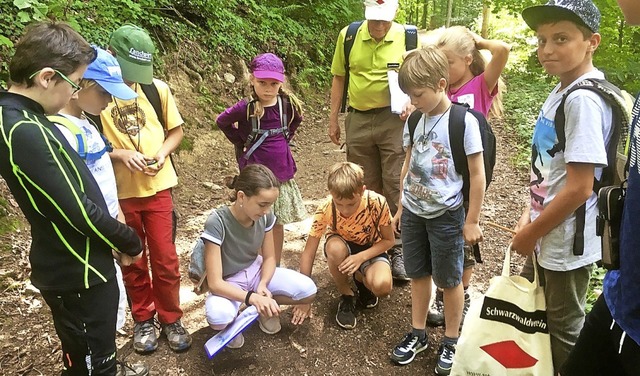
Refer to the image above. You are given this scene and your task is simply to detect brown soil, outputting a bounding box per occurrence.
[0,68,530,375]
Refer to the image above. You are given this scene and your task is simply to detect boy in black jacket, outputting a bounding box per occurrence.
[0,21,146,376]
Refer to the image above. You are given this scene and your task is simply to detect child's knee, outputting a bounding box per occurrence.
[325,239,348,262]
[205,308,237,329]
[370,278,392,297]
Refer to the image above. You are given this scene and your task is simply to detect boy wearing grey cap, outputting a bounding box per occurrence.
[511,0,612,371]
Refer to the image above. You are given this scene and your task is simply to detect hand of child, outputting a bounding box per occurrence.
[112,249,141,266]
[256,284,273,299]
[391,212,401,235]
[122,150,148,172]
[511,225,537,257]
[463,222,483,245]
[399,101,415,121]
[338,254,364,276]
[291,304,313,325]
[251,294,281,318]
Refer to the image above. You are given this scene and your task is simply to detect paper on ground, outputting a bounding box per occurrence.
[204,305,259,359]
[388,70,409,114]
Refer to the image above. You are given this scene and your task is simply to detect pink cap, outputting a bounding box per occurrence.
[250,53,285,82]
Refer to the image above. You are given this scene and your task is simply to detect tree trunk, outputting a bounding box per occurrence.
[421,0,428,29]
[446,0,453,27]
[481,0,490,38]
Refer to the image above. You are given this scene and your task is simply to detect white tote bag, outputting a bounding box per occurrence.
[451,248,553,376]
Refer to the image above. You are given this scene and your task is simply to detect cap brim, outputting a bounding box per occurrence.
[116,56,153,85]
[96,80,138,101]
[253,71,284,83]
[522,5,591,32]
[365,7,396,21]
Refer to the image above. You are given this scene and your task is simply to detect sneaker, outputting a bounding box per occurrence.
[226,333,244,349]
[435,342,456,375]
[116,360,149,376]
[258,314,282,334]
[133,318,158,354]
[460,292,471,330]
[390,332,429,365]
[355,279,378,309]
[161,320,192,352]
[389,246,409,281]
[335,295,357,329]
[427,289,445,327]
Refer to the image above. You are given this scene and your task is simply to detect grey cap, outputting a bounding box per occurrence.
[522,0,600,33]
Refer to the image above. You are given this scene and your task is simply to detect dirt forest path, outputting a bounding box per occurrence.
[0,95,531,376]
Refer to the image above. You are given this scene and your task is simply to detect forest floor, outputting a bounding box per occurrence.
[0,71,531,375]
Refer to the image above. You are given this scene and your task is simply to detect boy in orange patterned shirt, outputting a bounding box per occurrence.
[292,162,395,330]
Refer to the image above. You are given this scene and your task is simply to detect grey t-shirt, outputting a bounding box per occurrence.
[201,206,276,277]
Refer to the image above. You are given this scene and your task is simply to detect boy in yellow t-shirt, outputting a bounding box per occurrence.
[100,24,190,354]
[293,162,395,330]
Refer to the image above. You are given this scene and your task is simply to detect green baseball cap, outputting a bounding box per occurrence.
[109,24,155,85]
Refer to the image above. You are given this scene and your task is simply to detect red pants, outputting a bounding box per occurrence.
[120,189,182,324]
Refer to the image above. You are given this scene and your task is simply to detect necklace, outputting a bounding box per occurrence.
[418,104,451,151]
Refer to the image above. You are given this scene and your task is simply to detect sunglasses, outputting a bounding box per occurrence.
[29,69,82,94]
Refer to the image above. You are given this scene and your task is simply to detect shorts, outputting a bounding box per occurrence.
[205,256,317,327]
[400,206,464,288]
[324,234,390,276]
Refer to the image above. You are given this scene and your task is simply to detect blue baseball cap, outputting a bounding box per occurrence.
[83,47,138,100]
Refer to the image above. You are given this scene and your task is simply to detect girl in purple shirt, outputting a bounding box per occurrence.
[216,53,306,264]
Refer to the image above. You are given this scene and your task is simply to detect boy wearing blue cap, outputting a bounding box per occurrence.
[512,0,612,371]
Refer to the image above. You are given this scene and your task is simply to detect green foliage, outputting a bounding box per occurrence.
[586,266,606,313]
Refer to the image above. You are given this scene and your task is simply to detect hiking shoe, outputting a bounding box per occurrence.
[116,360,149,376]
[435,342,456,375]
[460,292,471,330]
[427,289,445,327]
[355,279,378,309]
[390,246,409,281]
[133,318,158,354]
[161,320,192,352]
[335,295,357,329]
[390,332,429,365]
[258,314,282,334]
[226,333,244,349]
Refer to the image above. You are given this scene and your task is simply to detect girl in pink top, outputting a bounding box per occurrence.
[437,26,511,119]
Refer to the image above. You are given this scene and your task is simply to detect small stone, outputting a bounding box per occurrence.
[223,73,236,84]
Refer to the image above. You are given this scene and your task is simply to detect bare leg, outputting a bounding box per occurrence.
[411,276,432,330]
[273,223,284,266]
[443,283,463,338]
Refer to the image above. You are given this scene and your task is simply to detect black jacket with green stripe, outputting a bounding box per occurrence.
[0,92,142,292]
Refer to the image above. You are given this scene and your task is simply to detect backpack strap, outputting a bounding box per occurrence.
[407,110,423,144]
[49,114,88,159]
[404,24,418,51]
[140,82,165,130]
[341,20,364,113]
[553,78,628,255]
[243,95,288,160]
[331,198,337,232]
[448,103,469,177]
[368,191,388,245]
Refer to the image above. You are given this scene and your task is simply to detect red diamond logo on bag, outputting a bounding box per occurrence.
[480,340,539,368]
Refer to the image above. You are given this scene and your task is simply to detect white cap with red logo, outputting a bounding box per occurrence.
[364,0,399,22]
